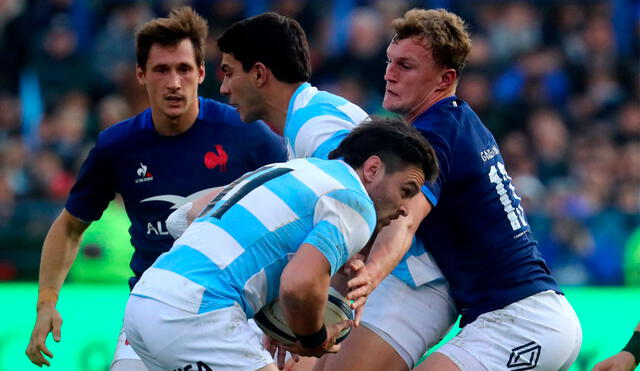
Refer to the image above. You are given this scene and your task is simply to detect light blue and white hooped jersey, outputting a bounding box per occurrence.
[131,158,377,317]
[283,83,444,288]
[284,83,369,160]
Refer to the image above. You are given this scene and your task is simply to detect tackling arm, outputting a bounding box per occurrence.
[360,193,431,291]
[166,187,224,239]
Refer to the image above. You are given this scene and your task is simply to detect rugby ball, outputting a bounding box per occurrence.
[254,287,354,346]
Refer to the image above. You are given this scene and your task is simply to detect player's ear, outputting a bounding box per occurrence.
[254,62,268,87]
[198,63,205,84]
[362,155,383,183]
[438,68,457,91]
[136,65,146,85]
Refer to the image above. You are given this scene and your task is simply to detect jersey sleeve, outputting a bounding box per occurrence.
[303,189,376,276]
[64,139,116,222]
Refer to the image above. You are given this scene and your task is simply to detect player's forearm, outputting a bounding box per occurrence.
[280,245,332,336]
[280,272,329,336]
[37,210,88,309]
[365,217,418,287]
[366,194,430,287]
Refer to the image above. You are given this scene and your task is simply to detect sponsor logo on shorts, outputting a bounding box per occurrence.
[172,361,212,371]
[507,341,541,370]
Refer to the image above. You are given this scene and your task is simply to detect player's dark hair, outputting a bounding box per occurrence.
[217,12,311,83]
[329,116,439,183]
[136,6,208,70]
[392,9,471,76]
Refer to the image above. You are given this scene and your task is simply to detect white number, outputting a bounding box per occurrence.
[488,162,527,231]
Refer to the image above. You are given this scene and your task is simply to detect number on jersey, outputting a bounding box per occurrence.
[488,162,528,231]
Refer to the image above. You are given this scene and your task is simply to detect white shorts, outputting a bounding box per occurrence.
[436,290,582,371]
[124,295,274,371]
[110,324,146,371]
[361,274,458,368]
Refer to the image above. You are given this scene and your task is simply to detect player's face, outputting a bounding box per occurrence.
[369,164,425,228]
[383,37,446,118]
[137,39,204,122]
[219,53,265,123]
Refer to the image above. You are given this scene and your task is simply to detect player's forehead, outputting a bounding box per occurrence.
[387,37,432,62]
[147,39,197,67]
[387,165,425,189]
[220,53,242,70]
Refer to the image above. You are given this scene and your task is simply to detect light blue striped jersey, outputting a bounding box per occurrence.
[283,83,444,288]
[284,83,368,160]
[132,158,377,317]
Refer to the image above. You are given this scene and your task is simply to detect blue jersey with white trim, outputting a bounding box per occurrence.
[65,97,287,289]
[132,158,377,316]
[283,83,445,287]
[413,96,560,326]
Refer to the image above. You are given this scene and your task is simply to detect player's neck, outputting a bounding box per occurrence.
[262,82,304,135]
[405,88,456,124]
[152,98,200,136]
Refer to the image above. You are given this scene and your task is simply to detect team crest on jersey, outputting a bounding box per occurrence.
[204,144,228,171]
[135,163,154,183]
[507,341,541,370]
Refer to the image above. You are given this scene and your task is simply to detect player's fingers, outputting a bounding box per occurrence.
[276,346,287,370]
[348,258,365,271]
[331,319,353,335]
[326,343,342,353]
[353,301,366,327]
[345,285,369,301]
[39,343,53,359]
[51,317,62,342]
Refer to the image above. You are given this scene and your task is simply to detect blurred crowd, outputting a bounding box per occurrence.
[0,0,638,285]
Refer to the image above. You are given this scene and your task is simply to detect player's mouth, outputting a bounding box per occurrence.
[385,88,398,97]
[165,95,184,105]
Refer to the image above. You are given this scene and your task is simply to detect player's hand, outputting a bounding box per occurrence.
[591,351,637,371]
[344,255,372,326]
[262,335,300,370]
[25,303,62,367]
[284,319,353,359]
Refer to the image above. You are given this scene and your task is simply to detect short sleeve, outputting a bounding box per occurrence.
[65,141,115,222]
[303,189,376,276]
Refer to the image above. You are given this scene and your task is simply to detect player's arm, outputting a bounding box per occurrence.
[592,322,640,371]
[347,192,431,300]
[26,209,90,367]
[166,187,224,239]
[279,244,352,359]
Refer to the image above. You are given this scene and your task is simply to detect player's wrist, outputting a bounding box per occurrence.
[294,324,327,349]
[622,331,640,366]
[36,288,58,311]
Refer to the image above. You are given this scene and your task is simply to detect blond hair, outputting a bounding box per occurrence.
[392,9,471,74]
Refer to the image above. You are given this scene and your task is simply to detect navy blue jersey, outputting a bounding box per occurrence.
[415,96,560,327]
[65,97,287,289]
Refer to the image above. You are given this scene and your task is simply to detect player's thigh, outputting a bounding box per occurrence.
[110,322,147,371]
[111,359,148,371]
[316,325,407,371]
[125,295,275,371]
[360,275,457,369]
[432,291,581,371]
